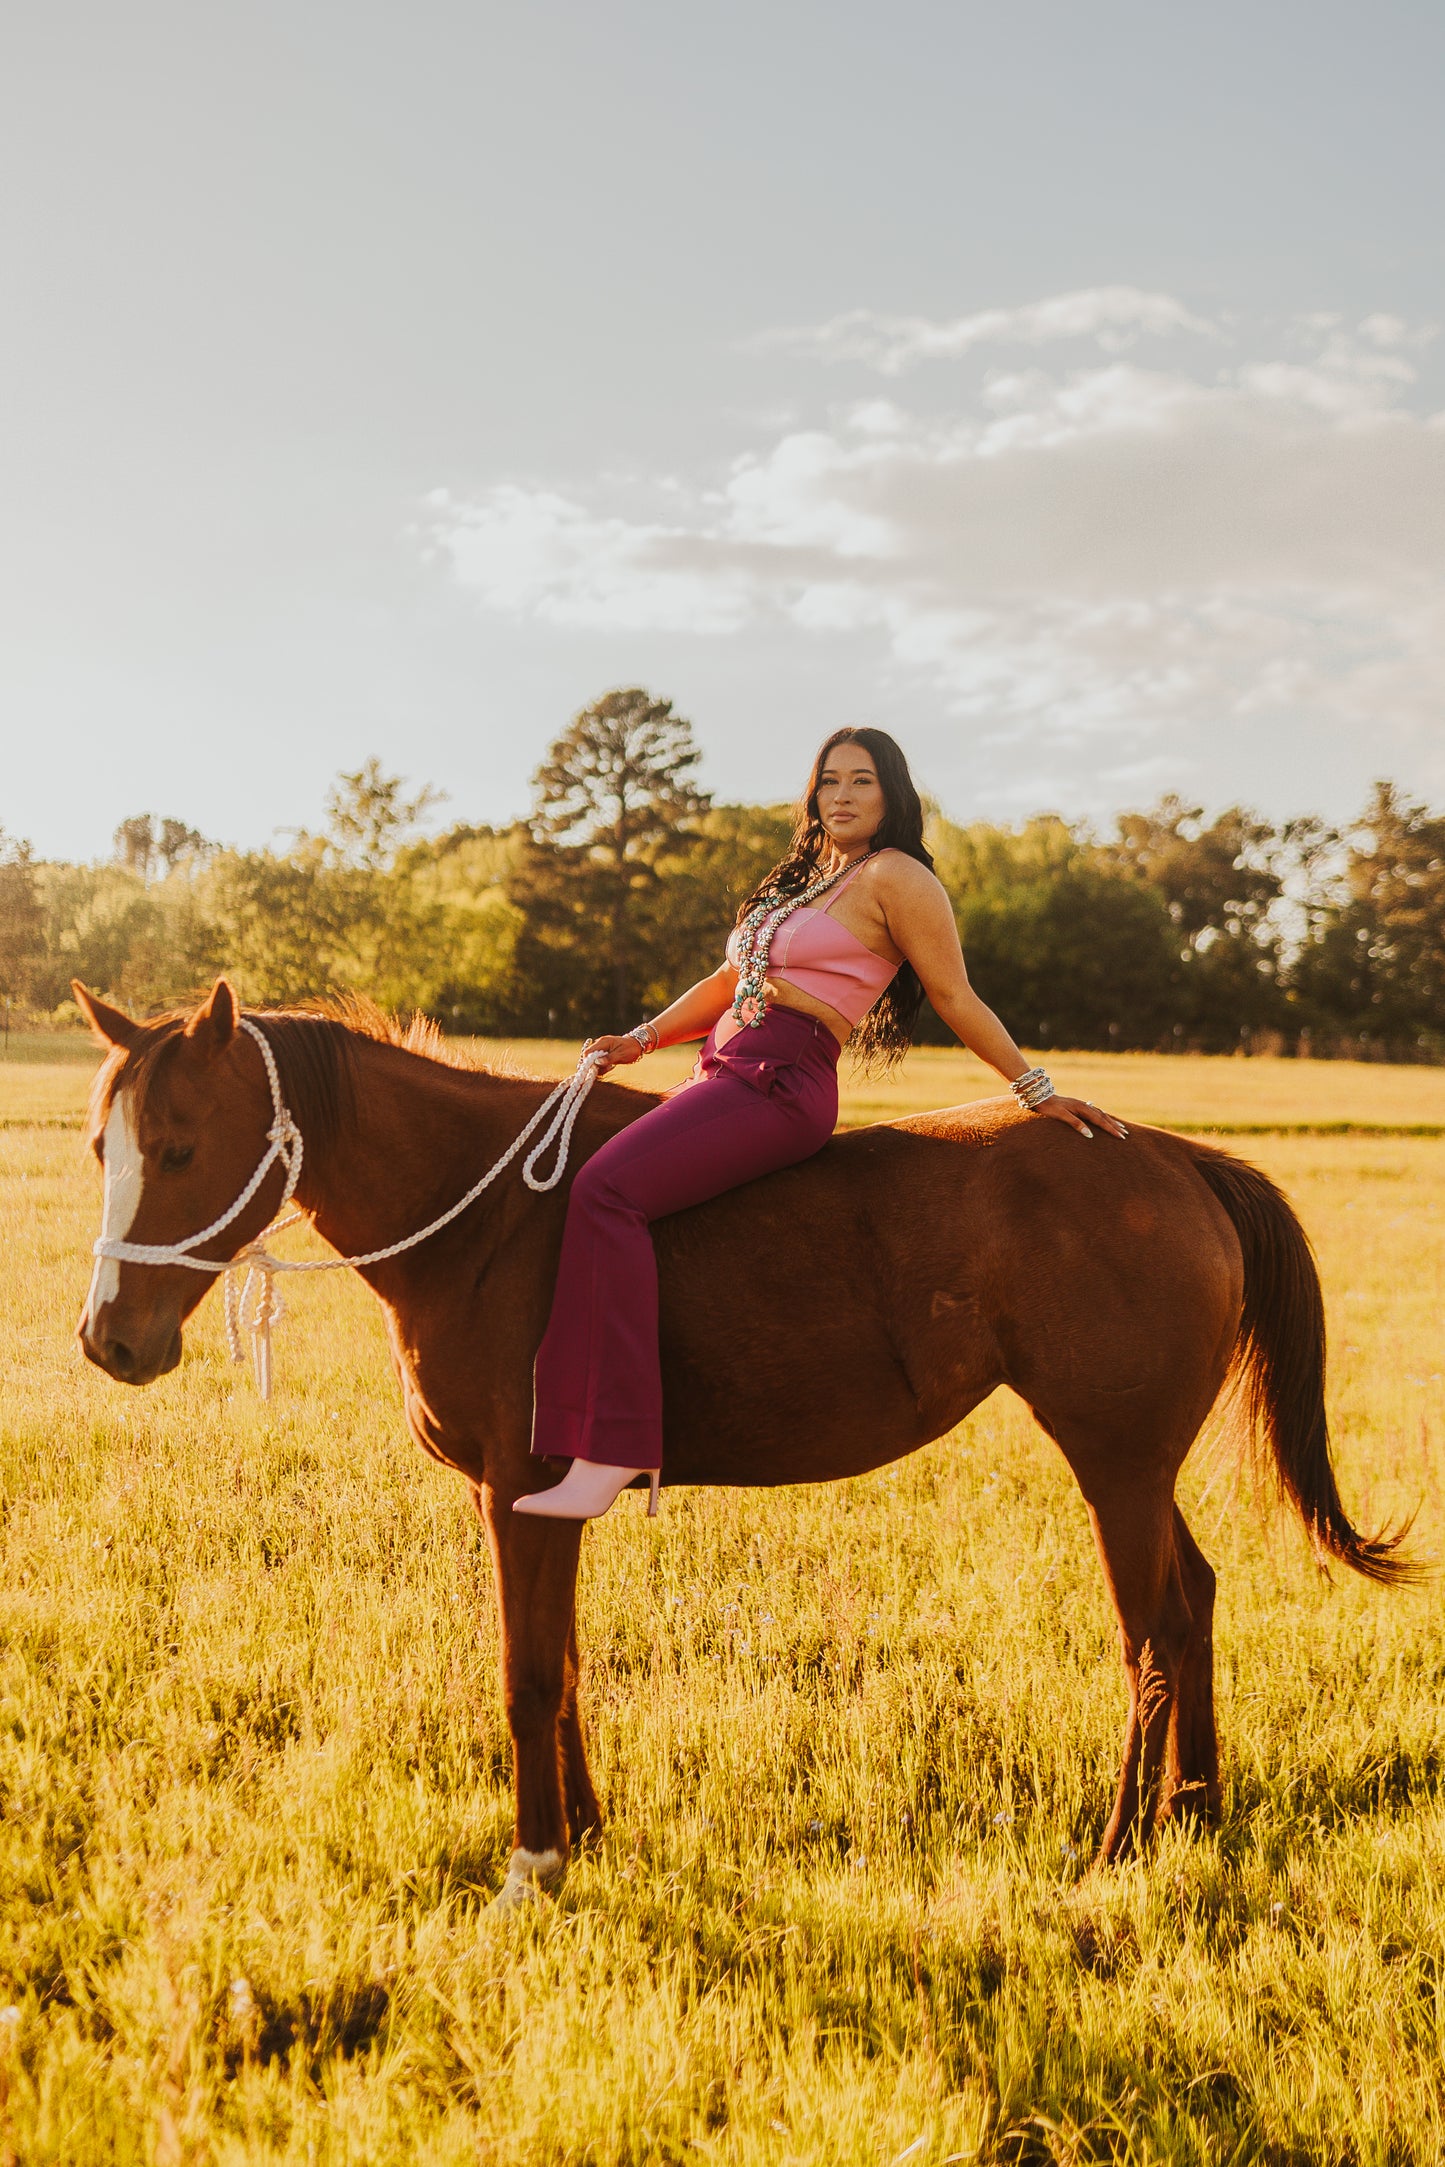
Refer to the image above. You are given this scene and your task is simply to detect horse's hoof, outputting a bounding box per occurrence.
[486,1846,566,1916]
[485,1874,546,1917]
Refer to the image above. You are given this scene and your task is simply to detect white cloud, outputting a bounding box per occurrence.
[425,484,754,633]
[1349,312,1436,352]
[753,285,1218,374]
[425,300,1445,779]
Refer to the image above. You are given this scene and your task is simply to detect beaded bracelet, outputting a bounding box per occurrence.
[628,1021,660,1055]
[1010,1065,1055,1111]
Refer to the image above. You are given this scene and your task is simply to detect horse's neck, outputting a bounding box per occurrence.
[296,1040,543,1285]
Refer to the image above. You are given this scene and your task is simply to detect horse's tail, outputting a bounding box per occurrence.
[1188,1142,1417,1587]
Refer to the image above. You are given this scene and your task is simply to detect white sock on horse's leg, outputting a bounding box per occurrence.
[488,1846,566,1914]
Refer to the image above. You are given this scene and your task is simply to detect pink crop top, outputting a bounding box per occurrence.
[725,852,901,1028]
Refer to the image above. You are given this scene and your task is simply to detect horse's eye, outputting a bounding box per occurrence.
[160,1144,195,1174]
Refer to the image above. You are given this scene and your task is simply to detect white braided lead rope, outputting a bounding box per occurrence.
[94,1018,608,1400]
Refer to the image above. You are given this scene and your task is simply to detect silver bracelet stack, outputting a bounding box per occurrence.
[1010,1065,1055,1111]
[628,1022,660,1055]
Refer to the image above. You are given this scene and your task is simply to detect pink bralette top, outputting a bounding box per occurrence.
[724,852,901,1028]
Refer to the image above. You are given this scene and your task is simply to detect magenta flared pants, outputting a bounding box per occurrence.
[531,1007,841,1470]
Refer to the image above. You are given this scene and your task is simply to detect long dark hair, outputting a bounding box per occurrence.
[737,727,934,1070]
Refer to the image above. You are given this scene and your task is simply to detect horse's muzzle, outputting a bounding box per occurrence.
[80,1312,183,1386]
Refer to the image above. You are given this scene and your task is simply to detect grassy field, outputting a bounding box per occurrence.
[9,1030,1445,1133]
[1,1042,1442,2162]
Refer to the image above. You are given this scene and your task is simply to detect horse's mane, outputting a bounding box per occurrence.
[91,996,516,1166]
[263,992,494,1067]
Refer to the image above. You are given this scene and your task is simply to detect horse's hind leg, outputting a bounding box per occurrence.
[1159,1505,1220,1830]
[1083,1475,1195,1863]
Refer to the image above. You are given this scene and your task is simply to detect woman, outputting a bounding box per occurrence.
[515,728,1127,1521]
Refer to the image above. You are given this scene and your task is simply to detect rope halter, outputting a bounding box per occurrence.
[92,1017,608,1400]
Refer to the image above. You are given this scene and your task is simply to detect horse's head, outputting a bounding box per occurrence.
[76,978,284,1385]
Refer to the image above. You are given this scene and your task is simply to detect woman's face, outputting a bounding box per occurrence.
[815,745,886,854]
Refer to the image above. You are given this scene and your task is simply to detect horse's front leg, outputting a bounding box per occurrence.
[560,1611,603,1841]
[474,1479,584,1909]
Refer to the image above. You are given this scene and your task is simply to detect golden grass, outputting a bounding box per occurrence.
[0,1045,1442,2161]
[442,1037,1445,1132]
[11,1034,1445,1134]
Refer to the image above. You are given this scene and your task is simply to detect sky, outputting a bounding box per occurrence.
[4,0,1443,861]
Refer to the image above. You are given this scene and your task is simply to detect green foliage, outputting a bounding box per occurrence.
[194,847,342,1006]
[530,687,708,855]
[406,828,527,1032]
[111,813,213,882]
[503,797,796,1036]
[322,759,445,873]
[193,831,523,1023]
[27,861,209,1014]
[1291,783,1445,1057]
[1109,796,1284,942]
[647,799,799,1000]
[930,818,1182,1050]
[0,830,44,1003]
[513,689,715,1031]
[1106,798,1292,1049]
[9,706,1445,1058]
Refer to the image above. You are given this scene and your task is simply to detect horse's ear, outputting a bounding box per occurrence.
[72,981,142,1050]
[184,978,238,1052]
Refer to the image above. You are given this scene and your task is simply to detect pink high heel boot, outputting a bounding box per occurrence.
[512,1460,661,1520]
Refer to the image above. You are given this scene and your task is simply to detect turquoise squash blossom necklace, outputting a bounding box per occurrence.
[730,856,861,1028]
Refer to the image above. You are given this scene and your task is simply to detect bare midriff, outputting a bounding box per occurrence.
[715,856,905,1051]
[713,976,853,1051]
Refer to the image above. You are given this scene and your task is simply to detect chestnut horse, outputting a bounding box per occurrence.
[74,981,1406,1905]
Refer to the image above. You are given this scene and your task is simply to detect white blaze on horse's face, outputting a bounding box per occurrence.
[83,1088,144,1330]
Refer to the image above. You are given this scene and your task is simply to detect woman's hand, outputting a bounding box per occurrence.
[1035,1093,1129,1142]
[583,1035,644,1071]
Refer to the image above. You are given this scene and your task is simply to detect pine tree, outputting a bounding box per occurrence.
[520,690,711,1029]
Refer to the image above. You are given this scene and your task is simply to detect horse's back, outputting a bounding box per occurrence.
[858,1102,1244,1344]
[651,1099,1244,1481]
[869,1104,1245,1443]
[650,1101,1018,1478]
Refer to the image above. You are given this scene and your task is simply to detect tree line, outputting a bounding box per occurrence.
[2,688,1442,1058]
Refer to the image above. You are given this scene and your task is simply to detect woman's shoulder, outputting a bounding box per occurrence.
[868,848,945,897]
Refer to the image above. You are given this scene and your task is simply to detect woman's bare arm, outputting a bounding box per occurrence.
[587,963,736,1067]
[876,856,1127,1141]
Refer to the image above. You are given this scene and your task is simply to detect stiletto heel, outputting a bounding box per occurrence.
[513,1458,662,1521]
